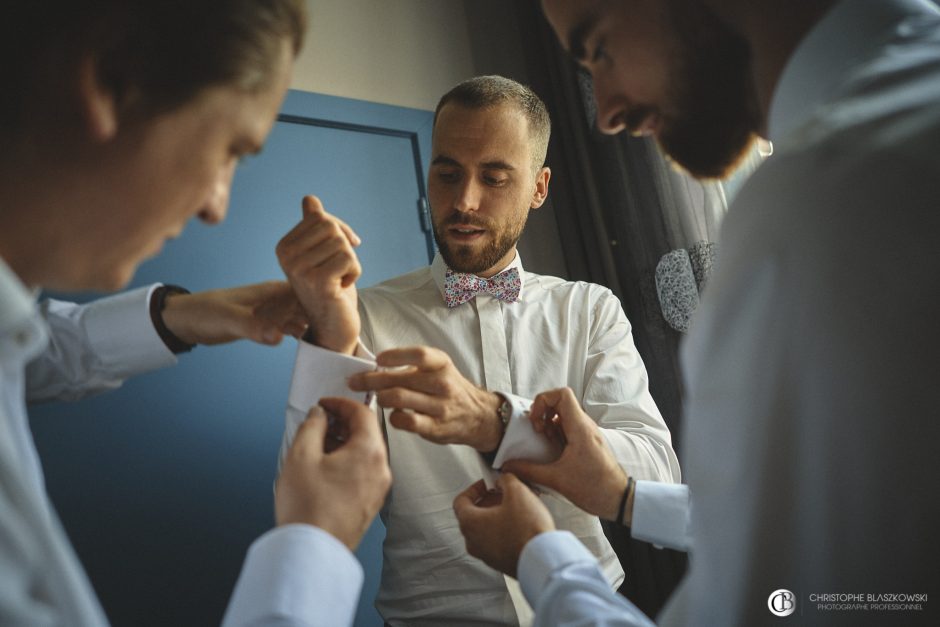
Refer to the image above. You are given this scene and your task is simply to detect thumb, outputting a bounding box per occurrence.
[500,459,558,491]
[290,405,329,461]
[453,479,489,518]
[302,194,326,218]
[319,396,380,441]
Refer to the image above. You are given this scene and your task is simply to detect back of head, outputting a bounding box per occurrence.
[434,75,551,172]
[1,0,307,141]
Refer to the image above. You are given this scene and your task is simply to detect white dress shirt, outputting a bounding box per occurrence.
[0,258,362,626]
[283,252,681,626]
[517,1,940,625]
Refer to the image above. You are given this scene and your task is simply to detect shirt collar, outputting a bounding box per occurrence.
[431,250,526,303]
[768,0,939,142]
[0,256,47,361]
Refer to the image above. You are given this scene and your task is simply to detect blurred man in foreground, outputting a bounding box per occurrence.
[454,1,940,625]
[0,2,389,625]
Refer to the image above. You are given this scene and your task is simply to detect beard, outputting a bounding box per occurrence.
[656,1,761,179]
[432,210,527,274]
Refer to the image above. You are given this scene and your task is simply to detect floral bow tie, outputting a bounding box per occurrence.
[443,267,521,308]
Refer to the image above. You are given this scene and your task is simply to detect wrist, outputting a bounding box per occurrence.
[477,392,508,453]
[152,285,197,351]
[603,472,630,523]
[302,326,358,355]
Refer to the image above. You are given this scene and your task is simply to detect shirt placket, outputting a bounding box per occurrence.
[475,295,512,391]
[475,295,533,625]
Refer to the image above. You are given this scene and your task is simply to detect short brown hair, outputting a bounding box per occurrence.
[434,75,552,172]
[3,0,307,133]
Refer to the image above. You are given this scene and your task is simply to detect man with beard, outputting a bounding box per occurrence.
[452,0,940,625]
[276,75,681,625]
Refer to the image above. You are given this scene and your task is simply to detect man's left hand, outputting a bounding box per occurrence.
[452,473,555,577]
[348,345,503,451]
[161,281,307,346]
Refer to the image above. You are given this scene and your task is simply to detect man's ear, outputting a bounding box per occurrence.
[530,166,551,209]
[76,53,118,142]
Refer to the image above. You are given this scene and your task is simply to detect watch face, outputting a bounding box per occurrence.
[498,399,512,426]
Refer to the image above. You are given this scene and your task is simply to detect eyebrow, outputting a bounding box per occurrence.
[431,155,516,171]
[431,155,460,168]
[567,10,601,62]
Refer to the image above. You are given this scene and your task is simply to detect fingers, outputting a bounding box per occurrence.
[375,346,450,370]
[374,387,441,416]
[496,471,528,495]
[302,195,361,246]
[277,217,362,291]
[318,396,381,443]
[453,479,489,515]
[289,406,329,462]
[387,409,442,441]
[347,347,451,392]
[530,387,593,443]
[350,368,448,397]
[278,219,357,269]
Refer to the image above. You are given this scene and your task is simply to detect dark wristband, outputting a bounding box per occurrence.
[617,476,635,526]
[150,284,195,354]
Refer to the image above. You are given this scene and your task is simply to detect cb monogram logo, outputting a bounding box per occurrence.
[768,589,796,617]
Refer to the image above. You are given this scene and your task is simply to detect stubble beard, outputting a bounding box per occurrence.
[656,1,762,180]
[433,212,527,274]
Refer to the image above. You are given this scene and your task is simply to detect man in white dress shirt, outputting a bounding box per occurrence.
[277,75,681,625]
[453,0,940,625]
[1,2,390,625]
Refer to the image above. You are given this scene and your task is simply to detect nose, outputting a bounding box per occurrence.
[593,79,628,135]
[454,177,482,214]
[198,160,237,225]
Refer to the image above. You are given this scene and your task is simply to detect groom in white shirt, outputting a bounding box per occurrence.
[276,75,681,626]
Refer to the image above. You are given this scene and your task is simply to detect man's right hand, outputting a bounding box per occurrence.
[501,387,630,523]
[275,397,391,551]
[276,195,362,355]
[452,473,555,578]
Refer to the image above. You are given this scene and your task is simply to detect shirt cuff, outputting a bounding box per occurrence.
[83,284,177,377]
[491,392,558,469]
[518,530,598,607]
[287,339,376,413]
[631,480,691,551]
[222,524,364,627]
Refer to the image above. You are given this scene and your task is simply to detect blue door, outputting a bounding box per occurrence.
[30,90,434,627]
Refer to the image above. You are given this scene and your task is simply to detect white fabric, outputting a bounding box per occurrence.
[519,0,940,625]
[283,252,680,626]
[630,481,690,552]
[0,261,362,626]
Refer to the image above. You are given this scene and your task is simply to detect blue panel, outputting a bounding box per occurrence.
[29,90,434,627]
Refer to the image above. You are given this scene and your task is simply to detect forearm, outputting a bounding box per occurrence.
[222,525,363,627]
[26,285,176,403]
[520,531,656,627]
